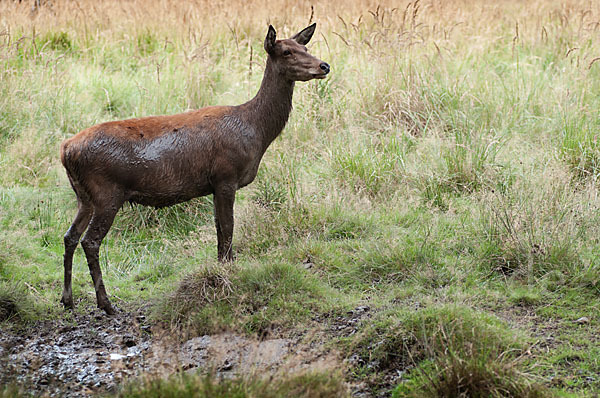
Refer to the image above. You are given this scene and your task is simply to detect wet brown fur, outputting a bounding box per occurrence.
[59,24,329,315]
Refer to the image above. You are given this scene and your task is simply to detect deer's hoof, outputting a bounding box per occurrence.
[98,300,116,316]
[60,295,74,310]
[218,251,236,263]
[103,305,116,316]
[107,307,116,316]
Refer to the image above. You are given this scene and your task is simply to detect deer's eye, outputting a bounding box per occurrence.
[283,50,291,56]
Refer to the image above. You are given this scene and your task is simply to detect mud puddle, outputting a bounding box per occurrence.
[0,308,338,397]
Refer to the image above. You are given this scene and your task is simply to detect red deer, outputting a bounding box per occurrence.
[60,24,330,315]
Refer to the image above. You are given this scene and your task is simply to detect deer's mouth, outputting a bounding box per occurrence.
[312,72,328,79]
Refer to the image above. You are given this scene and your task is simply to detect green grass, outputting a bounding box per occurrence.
[345,304,546,396]
[0,384,30,398]
[117,370,348,398]
[386,306,548,397]
[0,281,38,324]
[2,0,600,396]
[156,259,340,335]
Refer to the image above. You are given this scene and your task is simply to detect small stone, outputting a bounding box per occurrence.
[302,257,314,269]
[575,317,590,324]
[109,353,125,361]
[219,359,234,371]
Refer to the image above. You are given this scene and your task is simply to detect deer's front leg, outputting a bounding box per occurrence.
[214,184,236,262]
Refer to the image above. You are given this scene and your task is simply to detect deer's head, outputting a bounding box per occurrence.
[264,23,330,82]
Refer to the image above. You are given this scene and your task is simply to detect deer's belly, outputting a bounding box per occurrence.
[127,180,213,208]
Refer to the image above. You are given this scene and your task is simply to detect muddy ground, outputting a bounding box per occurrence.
[0,307,345,397]
[0,305,378,397]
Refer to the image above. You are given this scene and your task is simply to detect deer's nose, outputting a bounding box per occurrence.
[320,62,330,74]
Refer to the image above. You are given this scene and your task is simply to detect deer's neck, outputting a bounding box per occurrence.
[244,58,294,150]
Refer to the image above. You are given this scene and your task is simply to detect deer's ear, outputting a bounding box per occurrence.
[264,25,277,54]
[291,23,316,45]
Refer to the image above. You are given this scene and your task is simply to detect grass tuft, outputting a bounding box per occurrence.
[117,370,348,398]
[350,305,525,373]
[155,260,337,336]
[508,286,543,307]
[394,355,549,398]
[0,282,38,324]
[559,113,600,181]
[474,179,583,279]
[38,31,73,52]
[348,305,547,397]
[0,384,29,398]
[155,261,235,332]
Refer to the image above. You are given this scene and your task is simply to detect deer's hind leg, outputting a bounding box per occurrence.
[80,195,123,315]
[61,199,93,310]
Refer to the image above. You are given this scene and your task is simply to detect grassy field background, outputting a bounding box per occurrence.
[1,0,600,396]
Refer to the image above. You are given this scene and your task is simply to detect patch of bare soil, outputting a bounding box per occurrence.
[495,306,600,390]
[0,307,341,397]
[314,305,400,397]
